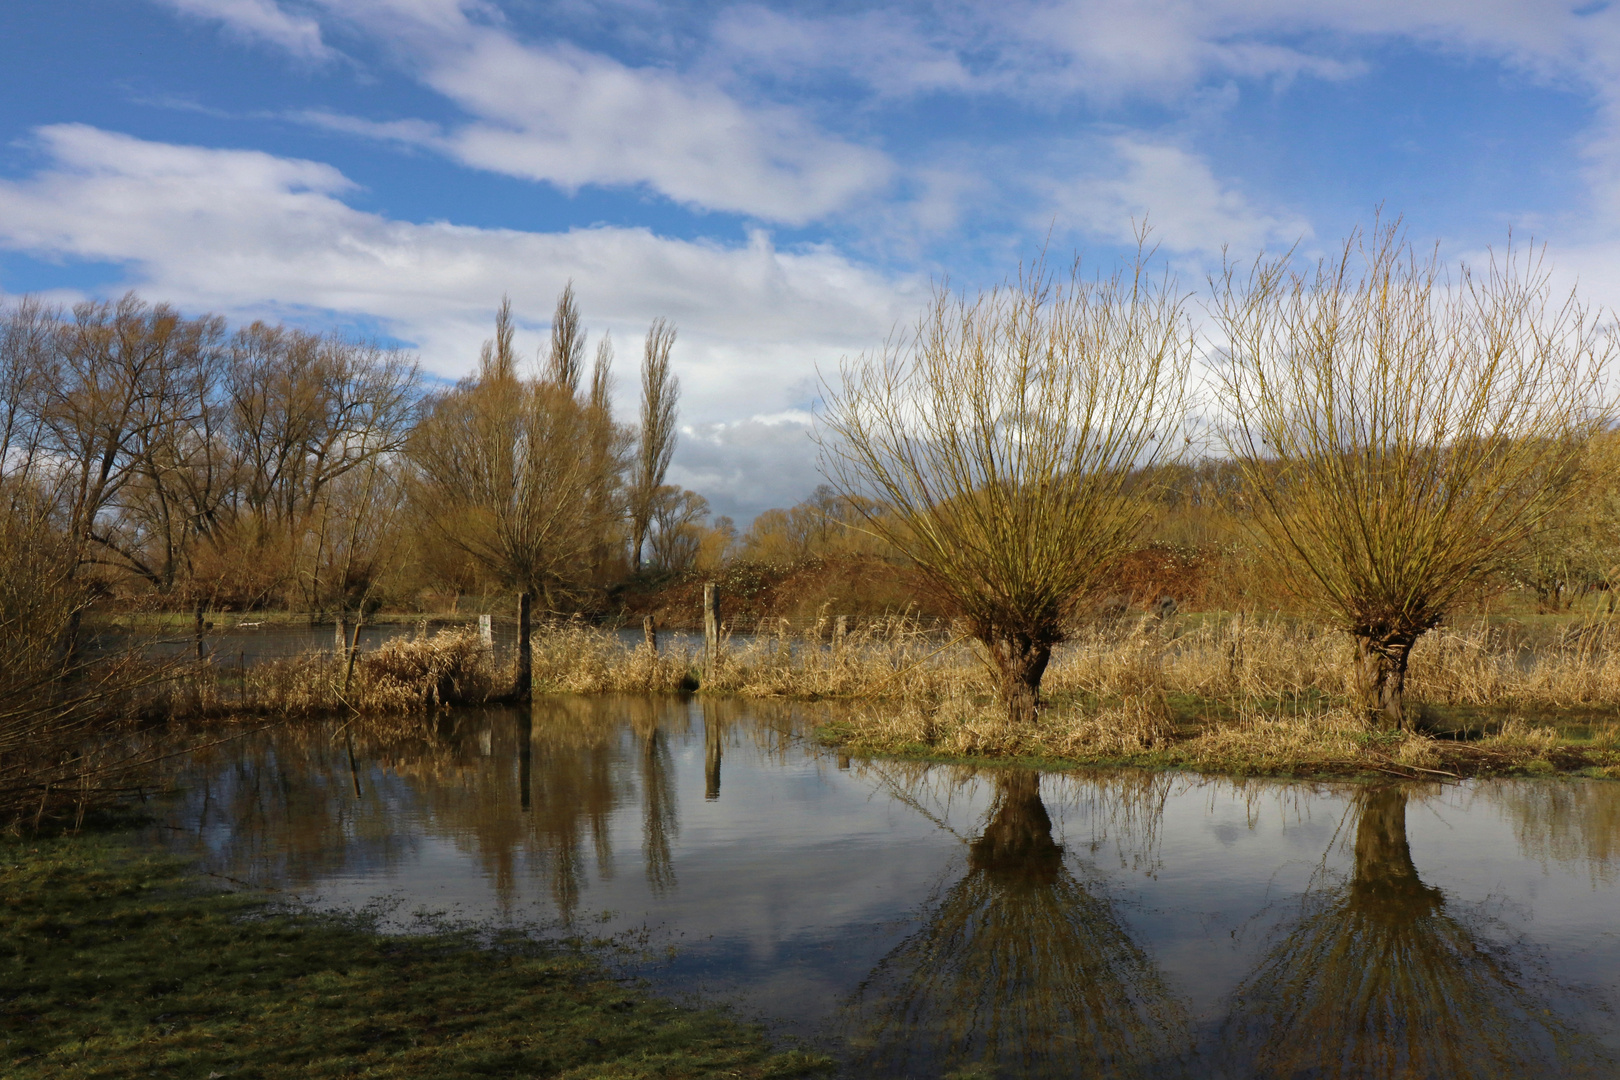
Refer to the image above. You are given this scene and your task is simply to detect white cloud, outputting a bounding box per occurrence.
[0,125,919,511]
[1050,136,1310,257]
[427,36,891,223]
[711,1,1615,104]
[158,0,333,59]
[166,0,893,223]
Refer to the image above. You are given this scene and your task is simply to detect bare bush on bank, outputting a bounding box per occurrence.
[0,492,187,827]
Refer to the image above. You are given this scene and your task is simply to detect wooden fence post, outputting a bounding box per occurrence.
[334,615,346,657]
[479,613,493,649]
[515,592,533,701]
[834,614,847,649]
[194,600,206,663]
[643,614,658,654]
[702,583,720,684]
[342,610,364,696]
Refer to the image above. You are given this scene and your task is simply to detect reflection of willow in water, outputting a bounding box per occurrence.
[172,699,700,921]
[1480,779,1620,885]
[845,771,1190,1079]
[1221,786,1613,1079]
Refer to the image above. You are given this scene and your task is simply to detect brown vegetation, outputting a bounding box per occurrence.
[11,223,1620,799]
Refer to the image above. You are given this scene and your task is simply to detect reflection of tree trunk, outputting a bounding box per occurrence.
[988,635,1052,723]
[969,770,1061,878]
[1221,785,1611,1078]
[703,707,722,802]
[641,729,677,894]
[517,707,531,812]
[1354,633,1417,731]
[845,772,1188,1079]
[1350,785,1439,918]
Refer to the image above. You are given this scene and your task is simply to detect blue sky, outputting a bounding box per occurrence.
[2,0,1618,520]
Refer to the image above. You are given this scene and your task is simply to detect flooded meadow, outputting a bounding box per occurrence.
[146,697,1620,1078]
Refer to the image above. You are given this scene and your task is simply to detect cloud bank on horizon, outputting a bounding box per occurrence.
[2,0,1618,521]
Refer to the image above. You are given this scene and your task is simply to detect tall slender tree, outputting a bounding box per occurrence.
[630,318,679,573]
[546,282,586,396]
[481,294,517,381]
[410,299,619,611]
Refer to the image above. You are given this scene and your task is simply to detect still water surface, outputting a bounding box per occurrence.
[150,696,1620,1077]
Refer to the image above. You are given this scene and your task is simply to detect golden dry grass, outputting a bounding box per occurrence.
[529,612,1620,712]
[154,627,504,719]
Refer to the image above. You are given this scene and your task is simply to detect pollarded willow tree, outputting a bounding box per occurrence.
[1212,222,1615,730]
[818,254,1193,722]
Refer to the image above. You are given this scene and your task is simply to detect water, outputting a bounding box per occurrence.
[99,621,714,666]
[148,697,1620,1077]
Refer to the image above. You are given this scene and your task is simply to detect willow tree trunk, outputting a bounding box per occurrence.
[515,592,532,702]
[1354,632,1418,731]
[987,634,1052,725]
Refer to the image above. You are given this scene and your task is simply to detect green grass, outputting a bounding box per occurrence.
[0,827,831,1079]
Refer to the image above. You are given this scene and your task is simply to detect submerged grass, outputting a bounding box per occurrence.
[529,612,1620,710]
[521,615,1620,778]
[0,826,830,1079]
[142,627,506,720]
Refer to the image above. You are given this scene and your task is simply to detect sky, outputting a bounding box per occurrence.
[2,0,1619,523]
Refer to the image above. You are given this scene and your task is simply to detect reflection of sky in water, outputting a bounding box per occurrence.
[150,699,1620,1073]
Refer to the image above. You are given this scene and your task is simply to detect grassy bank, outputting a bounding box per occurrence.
[814,699,1620,781]
[0,827,829,1079]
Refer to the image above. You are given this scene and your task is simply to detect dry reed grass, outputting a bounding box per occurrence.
[518,611,1620,715]
[530,622,695,693]
[153,627,503,719]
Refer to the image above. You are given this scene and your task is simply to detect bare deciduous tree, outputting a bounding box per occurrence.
[409,301,619,611]
[481,295,518,382]
[648,486,710,571]
[630,318,679,574]
[1213,221,1615,729]
[819,254,1192,722]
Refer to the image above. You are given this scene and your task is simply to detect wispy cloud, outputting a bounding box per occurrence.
[1047,136,1310,258]
[157,0,894,223]
[156,0,333,60]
